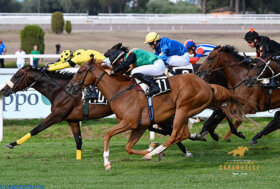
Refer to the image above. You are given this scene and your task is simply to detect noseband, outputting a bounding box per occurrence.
[9,70,42,93]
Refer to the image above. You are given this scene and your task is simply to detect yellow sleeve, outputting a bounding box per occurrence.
[48,62,71,71]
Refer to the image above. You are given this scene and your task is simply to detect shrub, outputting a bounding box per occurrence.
[51,11,64,34]
[20,25,45,54]
[65,20,72,34]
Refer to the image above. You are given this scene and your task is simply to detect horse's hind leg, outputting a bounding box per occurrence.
[68,121,82,160]
[200,108,225,141]
[222,119,243,141]
[6,113,63,149]
[125,126,148,155]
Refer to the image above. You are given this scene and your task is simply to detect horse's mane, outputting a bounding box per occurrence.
[23,65,74,80]
[94,61,132,82]
[218,45,244,62]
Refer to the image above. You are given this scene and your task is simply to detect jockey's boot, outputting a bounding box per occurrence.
[133,73,160,96]
[85,84,98,100]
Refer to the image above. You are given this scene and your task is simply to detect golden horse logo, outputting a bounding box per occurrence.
[228,146,249,158]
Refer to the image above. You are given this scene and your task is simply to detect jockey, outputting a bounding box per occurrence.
[145,32,190,67]
[108,49,165,96]
[243,28,280,88]
[243,28,280,62]
[184,39,216,64]
[45,49,108,100]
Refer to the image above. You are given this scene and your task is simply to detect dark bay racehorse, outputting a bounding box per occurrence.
[197,45,280,144]
[244,57,280,144]
[1,66,192,159]
[1,65,113,160]
[66,58,248,171]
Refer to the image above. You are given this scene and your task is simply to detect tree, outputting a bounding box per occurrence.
[20,25,45,54]
[0,0,21,12]
[51,12,64,34]
[65,20,72,34]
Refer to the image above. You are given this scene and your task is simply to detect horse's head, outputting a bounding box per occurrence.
[244,57,273,87]
[197,46,223,79]
[103,43,129,58]
[1,65,37,96]
[66,58,103,96]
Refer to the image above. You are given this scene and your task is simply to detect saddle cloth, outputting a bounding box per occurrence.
[166,64,194,76]
[87,90,108,105]
[135,75,171,97]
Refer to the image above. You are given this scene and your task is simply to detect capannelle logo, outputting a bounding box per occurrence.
[228,146,248,158]
[219,146,260,175]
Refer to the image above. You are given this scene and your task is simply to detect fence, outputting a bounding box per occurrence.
[0,13,280,25]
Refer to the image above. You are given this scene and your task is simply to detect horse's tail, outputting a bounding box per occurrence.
[210,84,256,119]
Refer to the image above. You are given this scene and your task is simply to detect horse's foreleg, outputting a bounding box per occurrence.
[125,126,148,155]
[250,116,280,145]
[222,119,243,141]
[103,120,132,171]
[68,121,82,160]
[6,113,63,149]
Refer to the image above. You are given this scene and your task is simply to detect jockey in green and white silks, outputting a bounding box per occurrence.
[109,48,165,96]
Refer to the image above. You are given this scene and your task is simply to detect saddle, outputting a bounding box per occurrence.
[135,75,171,97]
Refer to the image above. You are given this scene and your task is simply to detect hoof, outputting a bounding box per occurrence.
[105,162,112,172]
[143,155,152,161]
[186,152,193,158]
[5,144,14,149]
[158,152,166,161]
[239,132,246,139]
[250,140,257,145]
[209,132,219,141]
[189,133,205,141]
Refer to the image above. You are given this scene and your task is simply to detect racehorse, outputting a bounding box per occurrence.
[104,43,231,141]
[1,65,112,160]
[66,58,248,171]
[197,45,280,144]
[1,66,193,159]
[244,57,280,144]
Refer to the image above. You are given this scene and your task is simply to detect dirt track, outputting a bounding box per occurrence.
[0,29,279,63]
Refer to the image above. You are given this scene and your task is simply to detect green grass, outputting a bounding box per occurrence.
[0,118,279,189]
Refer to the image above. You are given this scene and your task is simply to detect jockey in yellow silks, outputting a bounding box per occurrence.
[48,49,106,71]
[45,49,107,100]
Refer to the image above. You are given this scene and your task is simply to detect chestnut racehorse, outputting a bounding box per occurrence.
[197,45,280,144]
[66,58,248,171]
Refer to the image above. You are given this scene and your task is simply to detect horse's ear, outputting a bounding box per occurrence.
[115,43,122,49]
[265,56,272,62]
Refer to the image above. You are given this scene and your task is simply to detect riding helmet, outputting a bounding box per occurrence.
[184,39,196,50]
[145,32,161,44]
[59,50,73,63]
[244,28,259,41]
[109,50,126,65]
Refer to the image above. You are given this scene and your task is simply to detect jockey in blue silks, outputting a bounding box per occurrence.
[145,32,190,67]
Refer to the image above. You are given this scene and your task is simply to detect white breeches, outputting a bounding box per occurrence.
[131,59,165,76]
[166,52,190,66]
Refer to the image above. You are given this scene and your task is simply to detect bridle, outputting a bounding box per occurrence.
[8,69,43,93]
[198,51,251,89]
